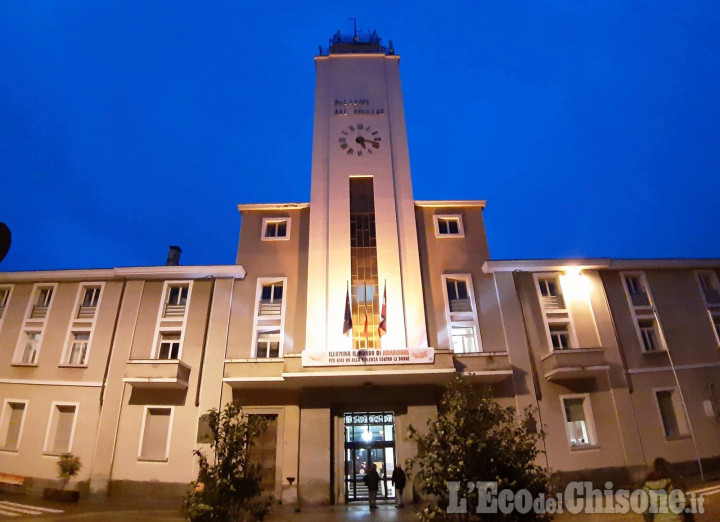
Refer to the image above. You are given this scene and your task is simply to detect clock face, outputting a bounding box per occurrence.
[338,123,382,157]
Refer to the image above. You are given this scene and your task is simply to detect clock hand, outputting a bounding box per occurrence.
[355,136,367,149]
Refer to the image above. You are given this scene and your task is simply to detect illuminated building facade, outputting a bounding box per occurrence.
[1,31,719,503]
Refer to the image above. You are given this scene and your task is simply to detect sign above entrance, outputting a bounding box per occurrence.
[302,347,435,366]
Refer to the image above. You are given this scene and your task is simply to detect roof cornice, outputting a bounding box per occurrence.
[483,258,720,273]
[415,200,487,208]
[237,203,309,212]
[0,265,247,283]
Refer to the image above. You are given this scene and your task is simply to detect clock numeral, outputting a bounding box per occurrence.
[372,142,380,149]
[366,126,372,132]
[347,147,354,155]
[339,137,346,143]
[357,150,363,156]
[342,130,348,135]
[348,125,355,131]
[372,131,378,135]
[340,143,348,149]
[368,149,373,154]
[357,123,363,130]
[375,137,382,141]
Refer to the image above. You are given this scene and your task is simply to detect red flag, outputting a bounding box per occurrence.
[343,287,352,336]
[363,308,369,337]
[378,282,387,337]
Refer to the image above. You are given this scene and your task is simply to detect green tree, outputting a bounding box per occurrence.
[57,453,82,490]
[407,377,550,521]
[182,401,274,522]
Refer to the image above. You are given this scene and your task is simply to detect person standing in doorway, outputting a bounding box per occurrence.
[365,463,380,509]
[391,464,406,507]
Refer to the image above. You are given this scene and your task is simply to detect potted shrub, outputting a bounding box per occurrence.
[42,453,82,502]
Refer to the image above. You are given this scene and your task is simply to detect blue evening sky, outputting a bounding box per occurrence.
[1,1,719,271]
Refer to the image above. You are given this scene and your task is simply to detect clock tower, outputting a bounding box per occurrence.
[305,30,428,354]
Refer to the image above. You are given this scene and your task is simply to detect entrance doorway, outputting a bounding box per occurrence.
[343,412,396,502]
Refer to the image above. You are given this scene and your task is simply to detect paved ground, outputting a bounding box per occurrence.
[1,482,719,520]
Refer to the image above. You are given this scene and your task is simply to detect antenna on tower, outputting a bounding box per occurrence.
[348,17,358,41]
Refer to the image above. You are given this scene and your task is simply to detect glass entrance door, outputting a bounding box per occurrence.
[344,412,396,502]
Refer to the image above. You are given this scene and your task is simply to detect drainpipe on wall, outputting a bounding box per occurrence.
[512,270,549,470]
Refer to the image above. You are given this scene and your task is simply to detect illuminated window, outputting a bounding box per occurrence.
[442,274,481,353]
[252,278,287,358]
[262,218,290,240]
[0,401,27,452]
[20,331,41,364]
[67,332,90,365]
[434,215,464,237]
[624,275,650,307]
[139,407,172,461]
[538,277,565,310]
[44,403,77,455]
[562,396,596,447]
[655,390,688,439]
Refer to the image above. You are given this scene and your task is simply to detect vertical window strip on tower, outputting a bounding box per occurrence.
[349,178,380,349]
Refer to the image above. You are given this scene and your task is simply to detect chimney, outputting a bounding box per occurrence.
[166,246,182,266]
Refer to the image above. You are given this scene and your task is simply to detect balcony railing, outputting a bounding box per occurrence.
[630,293,650,307]
[259,300,282,316]
[30,305,48,319]
[449,298,472,313]
[163,304,186,317]
[703,288,720,306]
[76,305,96,319]
[542,295,565,310]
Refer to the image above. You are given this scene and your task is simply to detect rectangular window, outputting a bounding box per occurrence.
[0,286,10,319]
[45,404,77,455]
[443,274,481,353]
[157,332,181,359]
[0,401,27,451]
[21,331,41,364]
[67,332,90,365]
[549,323,571,350]
[31,287,53,319]
[711,312,720,344]
[262,218,290,240]
[446,279,471,313]
[562,396,596,447]
[638,318,661,352]
[139,407,172,461]
[164,284,189,317]
[624,275,650,307]
[655,389,688,439]
[697,271,720,306]
[434,215,464,237]
[256,330,280,358]
[451,325,479,354]
[259,282,284,316]
[538,277,565,310]
[77,286,101,318]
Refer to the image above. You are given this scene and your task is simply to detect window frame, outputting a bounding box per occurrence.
[620,271,667,354]
[695,270,720,346]
[261,217,291,241]
[433,214,465,238]
[155,330,182,360]
[441,274,482,353]
[0,399,28,453]
[24,283,58,321]
[137,406,174,462]
[653,387,690,440]
[161,281,192,319]
[0,285,13,326]
[533,273,579,351]
[559,393,598,449]
[14,330,42,366]
[42,401,79,456]
[251,277,288,358]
